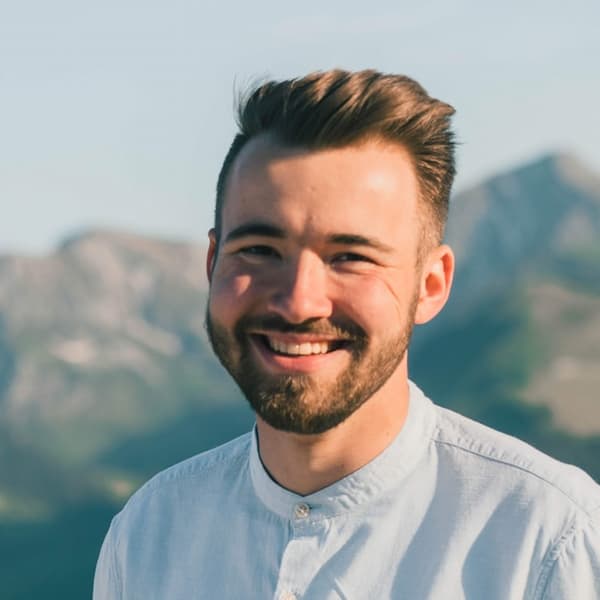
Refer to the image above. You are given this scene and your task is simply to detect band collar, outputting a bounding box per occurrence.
[249,380,434,521]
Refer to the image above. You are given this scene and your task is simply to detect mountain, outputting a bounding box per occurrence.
[444,152,600,303]
[0,152,599,599]
[412,152,600,437]
[0,230,246,466]
[0,231,253,599]
[1,153,599,464]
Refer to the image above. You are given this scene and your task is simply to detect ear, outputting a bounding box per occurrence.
[414,244,455,325]
[206,228,218,283]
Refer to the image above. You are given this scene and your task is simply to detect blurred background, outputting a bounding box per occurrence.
[1,1,599,597]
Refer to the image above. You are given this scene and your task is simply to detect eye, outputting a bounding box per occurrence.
[332,252,373,264]
[237,245,280,259]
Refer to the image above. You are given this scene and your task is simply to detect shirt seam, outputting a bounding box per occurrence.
[288,504,374,524]
[531,516,579,600]
[120,440,250,512]
[112,444,251,555]
[289,495,600,562]
[110,524,122,600]
[432,435,595,516]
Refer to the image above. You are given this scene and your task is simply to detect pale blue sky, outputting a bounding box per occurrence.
[1,0,599,254]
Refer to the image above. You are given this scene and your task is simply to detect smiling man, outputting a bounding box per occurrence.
[94,70,600,599]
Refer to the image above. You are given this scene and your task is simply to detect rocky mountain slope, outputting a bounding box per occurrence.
[413,152,600,435]
[1,151,599,599]
[0,153,599,467]
[0,231,236,465]
[444,152,600,304]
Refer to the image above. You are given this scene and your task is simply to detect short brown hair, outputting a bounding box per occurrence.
[215,69,456,244]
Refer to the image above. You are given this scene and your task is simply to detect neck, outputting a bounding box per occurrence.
[256,368,410,496]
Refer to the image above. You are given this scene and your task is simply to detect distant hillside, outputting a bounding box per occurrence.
[0,154,599,466]
[0,230,240,466]
[1,151,600,600]
[444,153,600,303]
[413,153,600,436]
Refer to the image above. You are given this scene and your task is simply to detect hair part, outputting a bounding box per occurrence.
[215,69,456,247]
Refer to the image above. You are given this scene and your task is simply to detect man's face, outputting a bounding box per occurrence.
[206,136,427,434]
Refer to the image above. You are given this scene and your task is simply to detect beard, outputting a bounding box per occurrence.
[205,299,417,435]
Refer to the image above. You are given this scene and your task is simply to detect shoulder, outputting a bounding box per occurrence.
[430,404,600,517]
[113,431,253,523]
[95,432,255,593]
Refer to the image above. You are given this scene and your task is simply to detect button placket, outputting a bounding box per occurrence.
[275,504,325,600]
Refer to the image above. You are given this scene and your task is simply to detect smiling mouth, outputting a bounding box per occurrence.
[253,334,349,357]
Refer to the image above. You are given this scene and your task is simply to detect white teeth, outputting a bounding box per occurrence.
[268,338,330,356]
[298,342,312,355]
[311,343,323,354]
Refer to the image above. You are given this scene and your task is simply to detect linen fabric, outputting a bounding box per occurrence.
[93,382,600,599]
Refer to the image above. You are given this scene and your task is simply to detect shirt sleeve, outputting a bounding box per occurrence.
[539,509,600,599]
[93,520,121,600]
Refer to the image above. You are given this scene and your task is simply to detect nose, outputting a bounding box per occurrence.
[266,252,333,324]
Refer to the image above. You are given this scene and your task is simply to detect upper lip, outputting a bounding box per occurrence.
[250,330,350,343]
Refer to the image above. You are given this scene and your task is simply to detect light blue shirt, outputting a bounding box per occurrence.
[94,382,600,599]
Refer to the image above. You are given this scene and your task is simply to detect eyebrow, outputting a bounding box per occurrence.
[326,233,395,254]
[224,222,286,244]
[223,222,394,253]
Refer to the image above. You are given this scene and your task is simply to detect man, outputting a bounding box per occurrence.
[94,69,600,599]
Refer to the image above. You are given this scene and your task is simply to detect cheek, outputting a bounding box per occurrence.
[334,272,417,330]
[208,270,254,322]
[210,259,285,310]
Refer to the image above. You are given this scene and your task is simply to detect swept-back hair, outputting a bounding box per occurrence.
[215,69,456,244]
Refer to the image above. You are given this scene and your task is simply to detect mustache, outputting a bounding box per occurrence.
[235,314,366,341]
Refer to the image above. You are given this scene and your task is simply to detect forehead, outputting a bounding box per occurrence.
[222,136,422,247]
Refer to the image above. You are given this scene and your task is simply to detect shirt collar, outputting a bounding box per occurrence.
[249,380,435,521]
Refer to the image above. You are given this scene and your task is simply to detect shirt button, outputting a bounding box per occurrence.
[294,502,310,519]
[280,592,297,600]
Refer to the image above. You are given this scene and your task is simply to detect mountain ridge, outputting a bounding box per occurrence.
[1,150,599,599]
[0,149,598,455]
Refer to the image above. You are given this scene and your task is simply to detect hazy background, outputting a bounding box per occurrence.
[1,0,599,254]
[1,2,600,599]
